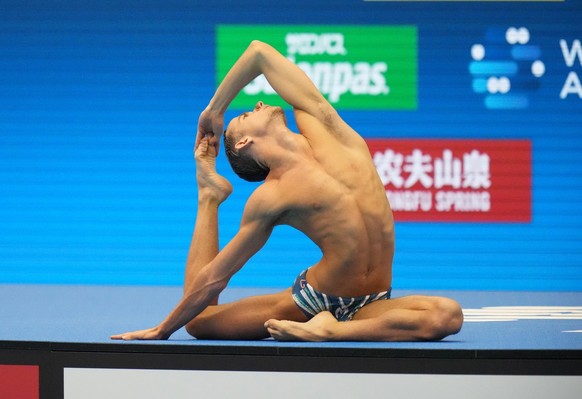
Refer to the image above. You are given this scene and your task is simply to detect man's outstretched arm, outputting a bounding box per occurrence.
[111,189,277,341]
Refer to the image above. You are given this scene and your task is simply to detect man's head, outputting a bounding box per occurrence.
[223,102,287,182]
[223,129,269,182]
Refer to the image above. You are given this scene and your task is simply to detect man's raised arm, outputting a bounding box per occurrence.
[197,40,331,148]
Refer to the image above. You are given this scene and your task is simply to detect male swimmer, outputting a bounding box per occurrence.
[112,41,463,341]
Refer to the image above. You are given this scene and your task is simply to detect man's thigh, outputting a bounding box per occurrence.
[351,295,463,341]
[186,288,309,340]
[352,295,446,320]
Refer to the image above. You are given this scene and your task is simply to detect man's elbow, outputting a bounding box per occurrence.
[248,40,275,61]
[199,272,228,299]
[249,40,267,50]
[211,277,229,295]
[187,271,228,303]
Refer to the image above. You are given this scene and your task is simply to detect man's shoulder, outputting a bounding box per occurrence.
[293,107,368,154]
[244,181,287,219]
[246,173,313,218]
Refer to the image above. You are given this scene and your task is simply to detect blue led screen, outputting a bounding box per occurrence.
[0,0,581,290]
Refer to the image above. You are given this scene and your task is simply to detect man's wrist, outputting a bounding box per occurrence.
[155,324,172,340]
[206,100,227,116]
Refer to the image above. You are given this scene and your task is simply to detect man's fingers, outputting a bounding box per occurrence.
[111,330,141,340]
[111,326,164,341]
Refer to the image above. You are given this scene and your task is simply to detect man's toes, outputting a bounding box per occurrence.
[265,319,280,332]
[195,138,209,157]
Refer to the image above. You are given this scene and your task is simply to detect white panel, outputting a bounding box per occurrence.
[64,368,582,399]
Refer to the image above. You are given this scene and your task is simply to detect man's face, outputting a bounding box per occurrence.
[226,101,286,139]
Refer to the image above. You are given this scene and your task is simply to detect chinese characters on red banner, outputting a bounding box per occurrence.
[366,139,532,222]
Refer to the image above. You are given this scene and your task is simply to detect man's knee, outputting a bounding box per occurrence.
[185,318,201,338]
[185,315,214,339]
[422,297,464,340]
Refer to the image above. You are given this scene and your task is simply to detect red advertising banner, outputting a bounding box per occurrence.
[366,139,532,222]
[0,365,39,399]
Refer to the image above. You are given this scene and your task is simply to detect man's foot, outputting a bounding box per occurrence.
[264,311,339,342]
[195,137,233,204]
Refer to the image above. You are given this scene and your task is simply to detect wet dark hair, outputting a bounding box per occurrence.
[223,130,269,182]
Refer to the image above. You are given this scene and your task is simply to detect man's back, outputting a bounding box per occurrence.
[263,107,395,297]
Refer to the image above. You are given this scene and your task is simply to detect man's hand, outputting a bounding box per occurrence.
[111,326,168,341]
[196,107,224,154]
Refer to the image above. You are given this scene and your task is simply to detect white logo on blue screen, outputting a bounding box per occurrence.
[470,27,545,109]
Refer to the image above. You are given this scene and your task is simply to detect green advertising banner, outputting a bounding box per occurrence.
[217,25,417,110]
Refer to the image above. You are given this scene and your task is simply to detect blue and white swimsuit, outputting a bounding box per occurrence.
[291,269,391,321]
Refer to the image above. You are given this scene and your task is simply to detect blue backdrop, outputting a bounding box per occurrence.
[0,0,580,290]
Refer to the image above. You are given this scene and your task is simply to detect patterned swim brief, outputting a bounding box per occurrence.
[291,269,391,322]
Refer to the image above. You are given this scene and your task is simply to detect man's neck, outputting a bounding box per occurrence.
[258,130,312,178]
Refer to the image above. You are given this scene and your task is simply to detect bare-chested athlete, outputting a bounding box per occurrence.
[111,41,463,342]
